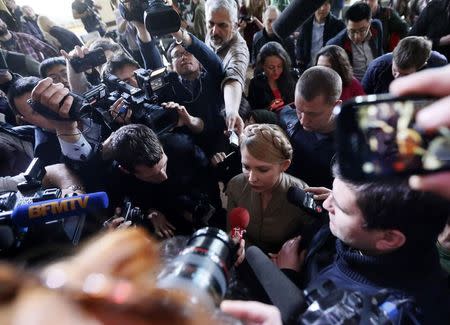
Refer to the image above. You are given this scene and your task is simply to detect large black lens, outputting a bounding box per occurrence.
[157,227,237,309]
[138,103,178,135]
[144,0,181,36]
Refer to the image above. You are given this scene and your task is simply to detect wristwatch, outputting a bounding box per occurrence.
[175,28,188,46]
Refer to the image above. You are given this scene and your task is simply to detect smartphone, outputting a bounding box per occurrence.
[335,94,450,181]
[69,48,107,73]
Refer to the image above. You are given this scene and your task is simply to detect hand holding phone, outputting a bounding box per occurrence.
[336,94,450,181]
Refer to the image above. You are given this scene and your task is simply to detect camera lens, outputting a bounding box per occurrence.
[157,227,236,309]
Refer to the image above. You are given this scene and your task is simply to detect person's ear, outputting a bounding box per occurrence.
[375,229,406,252]
[334,99,342,108]
[280,159,291,172]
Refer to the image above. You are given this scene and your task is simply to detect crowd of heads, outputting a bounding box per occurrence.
[0,0,449,323]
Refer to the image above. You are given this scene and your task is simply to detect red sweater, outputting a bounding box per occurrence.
[340,77,366,102]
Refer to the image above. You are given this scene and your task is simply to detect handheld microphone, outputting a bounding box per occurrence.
[10,192,109,227]
[272,0,326,40]
[228,207,250,241]
[287,186,324,216]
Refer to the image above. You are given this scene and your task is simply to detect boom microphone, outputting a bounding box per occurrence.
[10,192,109,227]
[228,207,250,241]
[272,0,326,40]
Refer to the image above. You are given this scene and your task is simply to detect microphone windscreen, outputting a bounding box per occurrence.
[287,186,306,207]
[228,207,250,229]
[12,192,109,227]
[272,0,326,40]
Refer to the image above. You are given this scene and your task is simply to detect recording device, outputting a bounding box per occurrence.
[228,130,239,148]
[287,186,324,217]
[69,48,107,73]
[335,94,450,181]
[0,159,108,255]
[1,192,109,227]
[239,15,252,23]
[122,197,146,226]
[157,227,238,309]
[299,280,408,324]
[272,0,326,40]
[119,0,181,36]
[102,72,178,135]
[28,67,178,135]
[228,207,250,241]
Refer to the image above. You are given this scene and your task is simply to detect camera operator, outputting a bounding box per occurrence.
[72,0,106,36]
[6,77,102,166]
[221,163,450,324]
[56,121,222,238]
[117,15,227,156]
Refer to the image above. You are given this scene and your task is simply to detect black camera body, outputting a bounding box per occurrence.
[103,72,179,135]
[69,48,107,73]
[118,0,148,23]
[299,280,408,325]
[119,0,181,36]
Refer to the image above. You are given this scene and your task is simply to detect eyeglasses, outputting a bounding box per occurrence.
[347,25,370,37]
[171,50,192,61]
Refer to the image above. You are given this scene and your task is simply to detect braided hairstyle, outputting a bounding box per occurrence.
[240,124,292,164]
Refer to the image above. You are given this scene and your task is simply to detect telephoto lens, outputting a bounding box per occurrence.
[157,227,238,310]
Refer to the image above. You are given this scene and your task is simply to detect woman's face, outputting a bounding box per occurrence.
[317,55,332,68]
[263,55,284,82]
[241,146,290,193]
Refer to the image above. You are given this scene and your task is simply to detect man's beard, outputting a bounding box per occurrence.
[210,35,224,48]
[0,27,8,36]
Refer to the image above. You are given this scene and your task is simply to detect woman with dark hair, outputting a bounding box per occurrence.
[247,41,297,112]
[315,45,365,102]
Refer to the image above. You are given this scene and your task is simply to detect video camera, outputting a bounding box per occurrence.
[85,68,178,135]
[28,66,179,136]
[298,280,415,324]
[158,227,238,310]
[0,158,109,259]
[118,0,181,36]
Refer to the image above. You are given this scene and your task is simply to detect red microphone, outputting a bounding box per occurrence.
[228,207,250,241]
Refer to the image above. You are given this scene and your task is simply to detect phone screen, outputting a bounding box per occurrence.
[336,95,450,180]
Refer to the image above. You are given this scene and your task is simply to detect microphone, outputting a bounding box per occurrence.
[287,186,324,216]
[10,192,109,227]
[228,207,250,241]
[272,0,326,40]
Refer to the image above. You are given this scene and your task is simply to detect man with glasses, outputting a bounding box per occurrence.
[39,57,69,88]
[327,2,383,80]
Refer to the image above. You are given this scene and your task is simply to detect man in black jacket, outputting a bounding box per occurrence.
[295,0,345,73]
[252,5,296,67]
[280,66,342,188]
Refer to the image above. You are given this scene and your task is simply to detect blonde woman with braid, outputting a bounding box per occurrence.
[226,124,312,254]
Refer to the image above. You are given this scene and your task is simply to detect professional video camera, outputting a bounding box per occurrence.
[83,69,179,135]
[0,158,108,260]
[28,66,179,136]
[158,227,238,310]
[118,0,181,36]
[298,280,415,324]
